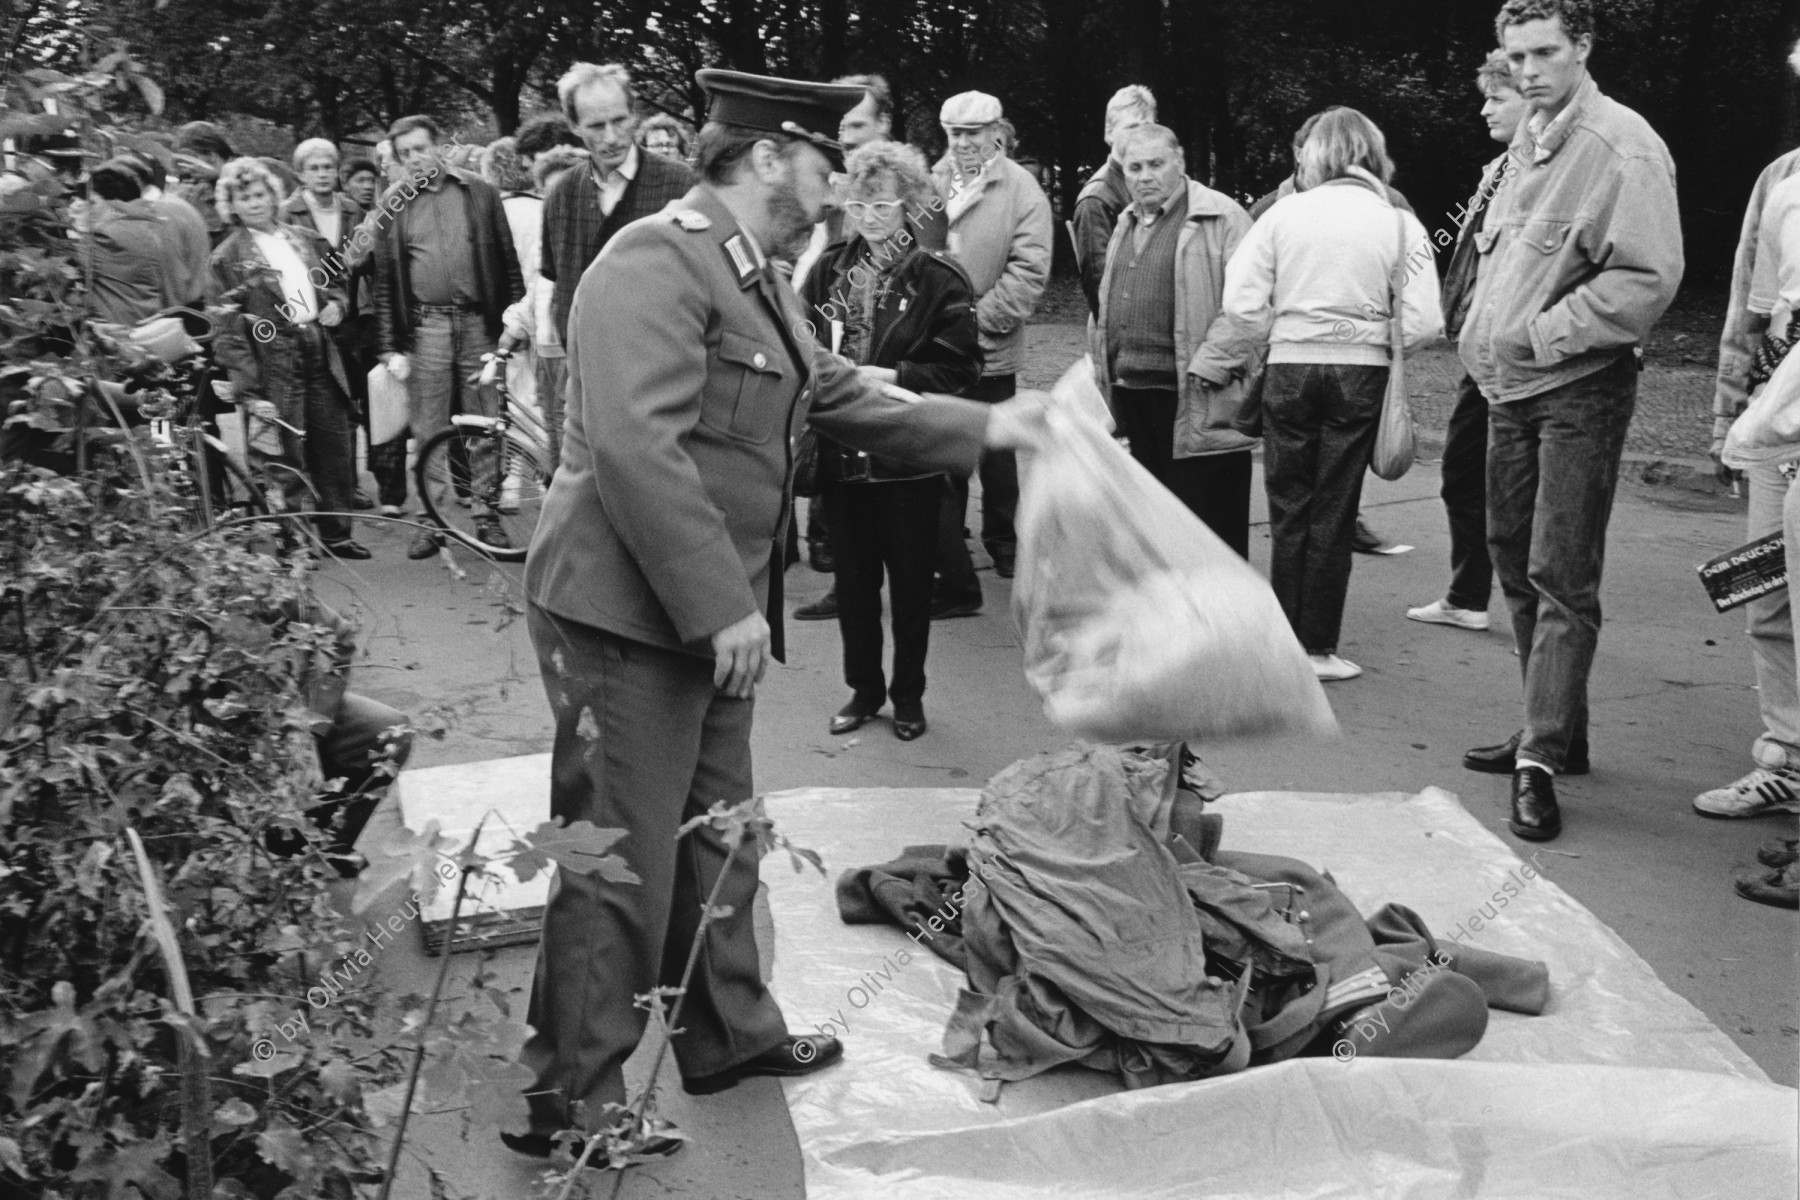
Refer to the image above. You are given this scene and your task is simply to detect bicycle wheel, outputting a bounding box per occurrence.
[414,425,550,562]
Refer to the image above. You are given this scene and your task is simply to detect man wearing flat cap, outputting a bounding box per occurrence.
[509,67,1044,1161]
[930,89,1052,613]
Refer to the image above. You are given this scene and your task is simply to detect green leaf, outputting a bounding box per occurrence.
[317,1057,361,1104]
[504,819,637,884]
[255,1120,310,1174]
[69,1141,181,1200]
[352,819,457,915]
[0,1136,26,1178]
[212,1097,258,1126]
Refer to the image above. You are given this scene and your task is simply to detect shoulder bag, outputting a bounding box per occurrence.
[1370,207,1416,481]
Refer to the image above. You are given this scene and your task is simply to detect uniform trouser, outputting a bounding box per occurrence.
[520,604,788,1134]
[1486,354,1637,772]
[1747,462,1800,771]
[1111,385,1254,559]
[1263,363,1387,655]
[828,477,941,709]
[535,352,567,473]
[1441,374,1495,612]
[935,374,1015,598]
[410,306,500,505]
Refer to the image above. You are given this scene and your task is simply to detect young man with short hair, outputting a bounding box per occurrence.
[1458,0,1684,841]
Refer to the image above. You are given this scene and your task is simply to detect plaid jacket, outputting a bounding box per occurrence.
[541,151,694,345]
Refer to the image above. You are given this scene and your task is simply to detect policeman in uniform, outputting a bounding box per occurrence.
[506,69,1043,1158]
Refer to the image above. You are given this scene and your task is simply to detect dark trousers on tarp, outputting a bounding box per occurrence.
[1441,374,1494,612]
[1112,385,1255,559]
[1263,362,1388,655]
[519,603,788,1134]
[828,476,941,708]
[1486,354,1636,772]
[309,692,411,854]
[935,373,1016,600]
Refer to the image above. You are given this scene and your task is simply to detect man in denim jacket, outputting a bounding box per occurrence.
[1457,0,1683,841]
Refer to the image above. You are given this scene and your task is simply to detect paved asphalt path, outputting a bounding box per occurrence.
[317,331,1795,1198]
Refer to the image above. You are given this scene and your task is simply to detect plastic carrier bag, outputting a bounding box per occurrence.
[1012,359,1338,743]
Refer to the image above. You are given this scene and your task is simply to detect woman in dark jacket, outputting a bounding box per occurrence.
[209,157,367,557]
[800,139,982,741]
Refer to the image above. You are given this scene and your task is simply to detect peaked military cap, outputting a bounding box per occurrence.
[695,68,867,169]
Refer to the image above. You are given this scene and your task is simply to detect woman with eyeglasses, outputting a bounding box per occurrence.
[798,139,983,742]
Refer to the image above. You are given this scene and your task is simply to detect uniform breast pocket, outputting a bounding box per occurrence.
[703,330,789,444]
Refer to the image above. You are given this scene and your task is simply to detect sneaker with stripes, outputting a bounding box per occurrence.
[1693,768,1800,818]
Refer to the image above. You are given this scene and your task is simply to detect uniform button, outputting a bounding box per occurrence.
[1298,910,1311,923]
[753,352,767,369]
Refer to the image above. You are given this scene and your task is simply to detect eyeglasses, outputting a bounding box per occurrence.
[844,199,904,218]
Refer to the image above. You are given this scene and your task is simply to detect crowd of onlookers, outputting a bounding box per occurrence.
[6,0,1797,905]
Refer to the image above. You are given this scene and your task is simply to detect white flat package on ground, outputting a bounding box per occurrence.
[761,785,1797,1200]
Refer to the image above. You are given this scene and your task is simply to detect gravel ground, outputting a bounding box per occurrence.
[1021,277,1730,464]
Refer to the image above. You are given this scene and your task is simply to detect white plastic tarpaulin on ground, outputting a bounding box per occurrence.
[760,786,1796,1199]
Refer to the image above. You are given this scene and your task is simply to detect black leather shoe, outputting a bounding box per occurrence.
[794,589,839,620]
[992,552,1016,579]
[406,531,443,560]
[830,697,881,735]
[322,539,372,560]
[474,518,512,550]
[1508,768,1562,841]
[682,1035,842,1095]
[893,704,927,741]
[1757,837,1800,869]
[1463,731,1589,775]
[808,540,835,573]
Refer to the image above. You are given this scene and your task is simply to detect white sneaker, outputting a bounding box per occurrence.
[377,504,403,517]
[1309,654,1363,681]
[1694,768,1800,818]
[1406,599,1490,631]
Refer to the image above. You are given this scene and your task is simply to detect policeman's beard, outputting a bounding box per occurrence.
[768,173,815,259]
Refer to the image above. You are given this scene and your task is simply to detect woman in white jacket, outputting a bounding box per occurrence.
[1194,106,1444,681]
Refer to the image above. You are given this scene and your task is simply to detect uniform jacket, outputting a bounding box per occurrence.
[1458,76,1684,404]
[524,186,991,660]
[1072,158,1130,316]
[279,190,374,319]
[930,153,1053,377]
[207,223,352,448]
[1089,179,1256,459]
[799,234,983,481]
[1713,148,1800,456]
[372,166,524,356]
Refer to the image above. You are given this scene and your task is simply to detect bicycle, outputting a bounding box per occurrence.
[412,347,554,562]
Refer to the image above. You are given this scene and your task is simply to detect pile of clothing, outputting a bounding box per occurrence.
[836,745,1549,1098]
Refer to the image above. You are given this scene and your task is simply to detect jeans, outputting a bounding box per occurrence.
[1112,385,1254,559]
[1747,462,1800,771]
[535,352,567,473]
[1441,374,1494,612]
[936,373,1016,600]
[1486,353,1637,771]
[827,477,940,709]
[1263,362,1388,654]
[411,306,500,506]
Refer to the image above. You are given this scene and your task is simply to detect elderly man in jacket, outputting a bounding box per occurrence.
[1458,0,1683,841]
[1072,85,1157,321]
[930,90,1052,608]
[1089,124,1255,556]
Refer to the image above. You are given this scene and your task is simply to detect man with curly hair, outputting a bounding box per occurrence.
[1458,0,1683,841]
